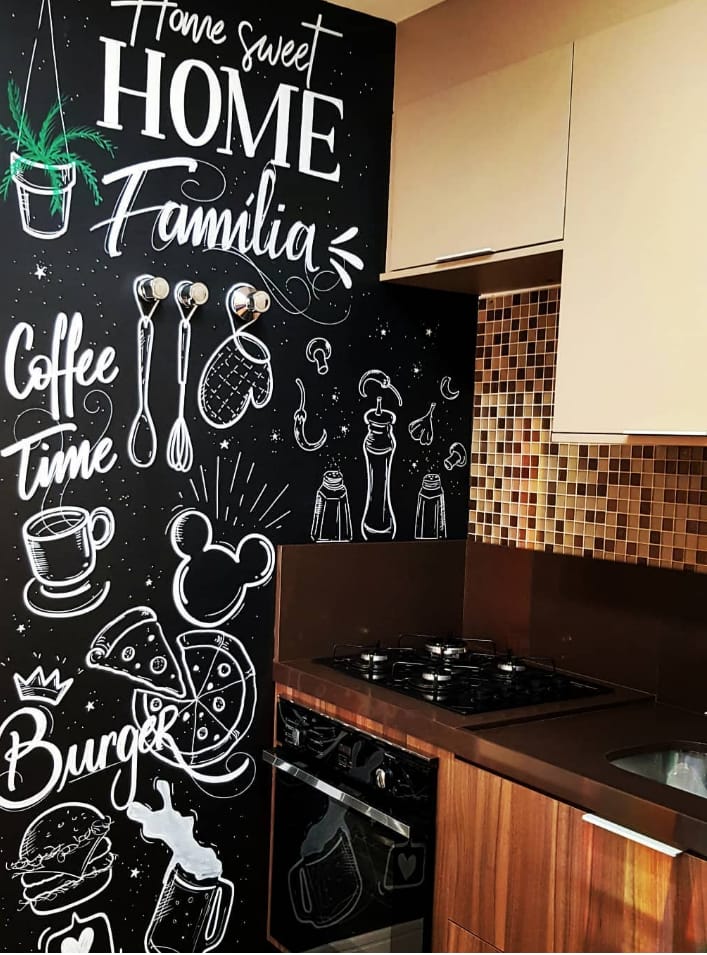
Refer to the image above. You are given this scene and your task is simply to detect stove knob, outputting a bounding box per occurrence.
[375,768,387,790]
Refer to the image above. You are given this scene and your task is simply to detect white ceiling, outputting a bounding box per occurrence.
[325,0,444,23]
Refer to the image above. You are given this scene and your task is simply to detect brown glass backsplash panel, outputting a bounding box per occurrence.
[464,540,707,713]
[469,286,707,573]
[275,540,466,661]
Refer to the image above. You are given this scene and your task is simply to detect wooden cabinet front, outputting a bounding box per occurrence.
[387,45,572,273]
[446,920,501,953]
[553,0,707,438]
[434,756,707,953]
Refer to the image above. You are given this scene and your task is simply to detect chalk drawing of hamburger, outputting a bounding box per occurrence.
[10,802,114,915]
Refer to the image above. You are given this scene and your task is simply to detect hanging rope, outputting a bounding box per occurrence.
[18,0,69,155]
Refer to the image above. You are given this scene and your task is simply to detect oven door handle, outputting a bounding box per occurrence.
[263,749,411,839]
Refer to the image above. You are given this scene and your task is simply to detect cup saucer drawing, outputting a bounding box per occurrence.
[24,578,110,619]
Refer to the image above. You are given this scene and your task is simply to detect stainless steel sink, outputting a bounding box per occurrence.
[609,744,707,798]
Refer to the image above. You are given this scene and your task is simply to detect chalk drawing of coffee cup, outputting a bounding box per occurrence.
[22,505,114,618]
[145,863,234,954]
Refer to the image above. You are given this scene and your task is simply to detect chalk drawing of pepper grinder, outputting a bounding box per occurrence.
[359,370,403,541]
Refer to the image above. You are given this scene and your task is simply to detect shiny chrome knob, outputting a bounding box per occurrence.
[230,283,271,321]
[177,281,209,308]
[375,768,387,790]
[138,276,170,302]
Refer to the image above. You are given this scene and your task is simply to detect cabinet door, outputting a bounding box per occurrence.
[554,0,707,437]
[434,756,558,952]
[556,811,677,952]
[387,45,572,272]
[446,920,501,953]
[676,853,707,952]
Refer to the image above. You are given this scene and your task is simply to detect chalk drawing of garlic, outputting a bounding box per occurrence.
[408,402,436,446]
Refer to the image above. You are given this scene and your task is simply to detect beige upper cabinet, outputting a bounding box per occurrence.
[386,45,573,272]
[553,0,707,437]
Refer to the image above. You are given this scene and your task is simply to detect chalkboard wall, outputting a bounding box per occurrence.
[0,0,475,950]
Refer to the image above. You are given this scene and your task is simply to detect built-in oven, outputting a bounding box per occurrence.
[265,699,438,953]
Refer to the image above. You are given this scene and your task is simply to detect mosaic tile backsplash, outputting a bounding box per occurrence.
[469,286,707,573]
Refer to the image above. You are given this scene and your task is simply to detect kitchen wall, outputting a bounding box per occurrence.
[469,287,707,573]
[465,287,707,713]
[0,1,474,950]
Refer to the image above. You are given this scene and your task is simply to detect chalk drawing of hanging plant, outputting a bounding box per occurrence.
[0,0,114,240]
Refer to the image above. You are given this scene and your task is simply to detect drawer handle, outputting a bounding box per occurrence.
[581,813,682,857]
[435,248,495,264]
[623,430,707,436]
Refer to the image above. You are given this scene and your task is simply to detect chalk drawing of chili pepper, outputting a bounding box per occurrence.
[293,378,327,452]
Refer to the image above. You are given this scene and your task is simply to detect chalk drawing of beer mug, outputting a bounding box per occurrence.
[145,863,235,953]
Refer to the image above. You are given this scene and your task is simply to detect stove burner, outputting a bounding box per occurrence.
[318,639,610,715]
[360,649,389,665]
[424,636,468,660]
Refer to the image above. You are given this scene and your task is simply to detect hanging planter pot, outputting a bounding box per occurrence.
[10,150,76,239]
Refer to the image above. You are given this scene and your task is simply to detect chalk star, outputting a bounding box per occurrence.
[413,365,422,375]
[331,393,340,403]
[130,868,140,879]
[340,424,350,435]
[33,264,47,280]
[220,439,230,450]
[270,429,282,443]
[425,327,433,337]
[380,328,388,337]
[85,701,95,712]
[145,577,153,587]
[16,624,26,633]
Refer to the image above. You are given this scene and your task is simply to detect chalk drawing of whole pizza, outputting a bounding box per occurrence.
[87,609,256,779]
[133,630,256,772]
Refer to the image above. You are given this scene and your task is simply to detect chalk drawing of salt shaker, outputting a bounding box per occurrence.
[312,470,353,542]
[361,397,397,540]
[415,473,447,540]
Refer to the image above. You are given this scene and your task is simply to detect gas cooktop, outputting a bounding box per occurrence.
[316,635,611,716]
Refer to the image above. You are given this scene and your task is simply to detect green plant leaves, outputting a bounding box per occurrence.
[2,77,116,214]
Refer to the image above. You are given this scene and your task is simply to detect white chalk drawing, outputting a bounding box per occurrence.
[0,702,183,812]
[86,606,187,699]
[10,802,114,915]
[22,505,114,618]
[293,378,327,452]
[39,911,115,953]
[311,470,352,542]
[408,402,436,446]
[305,337,332,375]
[361,396,397,541]
[358,369,403,407]
[126,275,164,469]
[128,779,234,952]
[415,474,447,540]
[288,803,362,928]
[166,315,194,472]
[13,665,73,706]
[382,842,427,892]
[198,283,274,429]
[1,313,119,501]
[0,0,114,240]
[170,509,275,628]
[440,376,460,401]
[327,226,364,290]
[132,630,257,796]
[444,441,468,471]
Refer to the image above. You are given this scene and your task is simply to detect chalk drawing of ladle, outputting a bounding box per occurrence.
[127,275,169,469]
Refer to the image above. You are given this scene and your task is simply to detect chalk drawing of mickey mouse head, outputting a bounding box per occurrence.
[169,509,275,628]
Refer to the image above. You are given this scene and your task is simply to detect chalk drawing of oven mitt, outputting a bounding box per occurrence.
[198,285,273,430]
[170,509,275,628]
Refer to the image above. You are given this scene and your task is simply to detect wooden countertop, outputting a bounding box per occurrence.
[273,658,707,858]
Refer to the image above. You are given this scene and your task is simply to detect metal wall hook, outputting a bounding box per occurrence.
[177,281,209,310]
[138,276,170,303]
[229,283,271,321]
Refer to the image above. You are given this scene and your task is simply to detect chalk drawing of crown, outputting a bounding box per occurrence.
[13,666,74,706]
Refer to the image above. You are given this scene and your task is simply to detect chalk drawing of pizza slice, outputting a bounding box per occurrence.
[132,630,257,771]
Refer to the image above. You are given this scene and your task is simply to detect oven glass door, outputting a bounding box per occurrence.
[268,755,431,953]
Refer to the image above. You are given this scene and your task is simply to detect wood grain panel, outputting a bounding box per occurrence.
[446,920,501,953]
[675,854,707,953]
[557,809,676,952]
